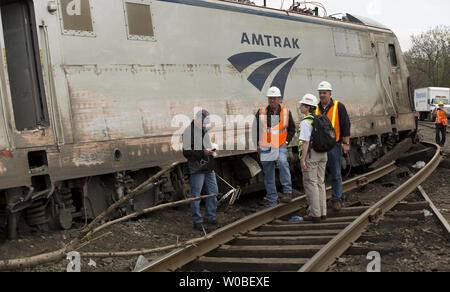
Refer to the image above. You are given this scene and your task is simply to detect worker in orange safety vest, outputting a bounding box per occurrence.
[254,87,296,207]
[434,102,448,147]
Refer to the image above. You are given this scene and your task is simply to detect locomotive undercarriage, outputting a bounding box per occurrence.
[0,128,416,240]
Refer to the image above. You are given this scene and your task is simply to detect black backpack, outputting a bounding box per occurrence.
[304,115,337,153]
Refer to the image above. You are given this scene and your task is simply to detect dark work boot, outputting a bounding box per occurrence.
[204,219,219,232]
[303,216,322,224]
[332,201,342,212]
[193,223,208,233]
[279,193,293,203]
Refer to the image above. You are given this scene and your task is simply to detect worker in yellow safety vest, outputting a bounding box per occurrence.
[316,81,351,212]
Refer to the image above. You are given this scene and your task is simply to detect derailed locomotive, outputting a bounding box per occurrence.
[0,0,416,239]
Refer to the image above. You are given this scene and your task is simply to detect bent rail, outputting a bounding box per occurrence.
[299,142,442,272]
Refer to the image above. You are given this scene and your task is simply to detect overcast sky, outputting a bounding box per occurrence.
[252,0,450,51]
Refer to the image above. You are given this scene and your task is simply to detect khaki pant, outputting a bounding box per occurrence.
[302,149,328,218]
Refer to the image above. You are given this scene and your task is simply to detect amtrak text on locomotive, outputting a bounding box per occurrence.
[241,32,301,49]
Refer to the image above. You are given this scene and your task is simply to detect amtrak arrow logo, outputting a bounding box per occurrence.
[228,52,301,95]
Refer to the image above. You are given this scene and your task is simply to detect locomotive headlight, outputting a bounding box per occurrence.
[47,1,58,14]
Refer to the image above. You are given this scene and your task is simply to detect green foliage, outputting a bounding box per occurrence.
[405,25,450,89]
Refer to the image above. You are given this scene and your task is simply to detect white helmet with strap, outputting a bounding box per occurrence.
[299,94,319,107]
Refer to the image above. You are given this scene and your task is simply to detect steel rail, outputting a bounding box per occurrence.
[138,161,397,272]
[417,185,450,237]
[299,142,442,272]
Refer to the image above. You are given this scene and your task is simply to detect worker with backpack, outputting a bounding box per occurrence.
[298,94,336,223]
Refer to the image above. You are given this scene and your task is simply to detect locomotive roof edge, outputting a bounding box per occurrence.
[170,0,393,34]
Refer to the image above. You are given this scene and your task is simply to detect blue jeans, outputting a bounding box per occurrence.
[260,145,292,206]
[436,124,447,146]
[189,171,218,224]
[327,143,343,202]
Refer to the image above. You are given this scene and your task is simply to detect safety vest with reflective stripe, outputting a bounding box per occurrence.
[259,106,289,148]
[436,109,448,126]
[298,114,314,160]
[316,101,340,142]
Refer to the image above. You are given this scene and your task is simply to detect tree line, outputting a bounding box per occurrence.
[404,25,450,89]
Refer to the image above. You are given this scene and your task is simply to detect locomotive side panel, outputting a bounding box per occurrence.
[57,0,403,148]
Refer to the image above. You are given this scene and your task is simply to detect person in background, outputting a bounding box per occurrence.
[433,101,448,147]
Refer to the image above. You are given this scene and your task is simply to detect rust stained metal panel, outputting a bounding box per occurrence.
[0,152,31,189]
[396,113,417,132]
[48,140,185,182]
[64,64,255,144]
[349,116,392,138]
[13,128,56,149]
[63,61,398,150]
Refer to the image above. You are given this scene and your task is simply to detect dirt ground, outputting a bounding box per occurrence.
[417,124,450,224]
[328,124,450,272]
[0,193,269,272]
[0,124,448,272]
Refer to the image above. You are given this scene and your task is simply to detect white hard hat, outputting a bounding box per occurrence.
[267,86,282,98]
[317,81,333,91]
[299,94,319,107]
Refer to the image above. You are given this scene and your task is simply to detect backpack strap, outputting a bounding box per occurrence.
[298,114,315,160]
[302,114,315,124]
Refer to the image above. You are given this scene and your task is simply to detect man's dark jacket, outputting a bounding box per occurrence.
[182,121,215,175]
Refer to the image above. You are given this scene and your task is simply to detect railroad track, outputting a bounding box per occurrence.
[419,121,450,133]
[328,185,450,272]
[138,142,443,272]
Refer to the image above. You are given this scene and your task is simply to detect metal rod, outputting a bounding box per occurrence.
[417,185,450,237]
